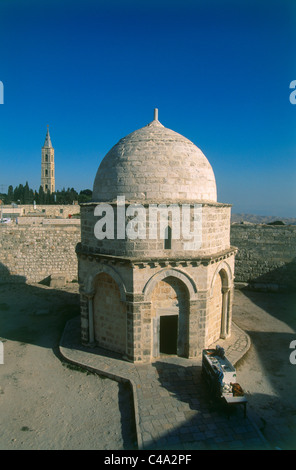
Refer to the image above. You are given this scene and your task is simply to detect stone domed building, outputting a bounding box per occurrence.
[77,110,237,363]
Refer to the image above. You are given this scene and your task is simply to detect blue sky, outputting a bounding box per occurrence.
[0,0,295,216]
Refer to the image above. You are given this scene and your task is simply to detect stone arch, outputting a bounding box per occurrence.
[85,264,127,301]
[143,267,198,302]
[210,260,232,296]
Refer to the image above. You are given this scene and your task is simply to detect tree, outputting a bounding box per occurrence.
[14,184,24,203]
[23,182,30,204]
[78,189,92,203]
[37,185,45,204]
[7,185,14,203]
[3,183,90,205]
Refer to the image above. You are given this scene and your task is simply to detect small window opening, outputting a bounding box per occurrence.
[164,225,172,250]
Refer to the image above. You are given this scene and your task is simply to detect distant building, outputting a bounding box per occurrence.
[41,126,55,193]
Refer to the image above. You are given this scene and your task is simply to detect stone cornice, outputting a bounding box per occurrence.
[80,200,232,208]
[76,243,237,267]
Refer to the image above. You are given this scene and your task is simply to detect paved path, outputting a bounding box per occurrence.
[59,317,269,450]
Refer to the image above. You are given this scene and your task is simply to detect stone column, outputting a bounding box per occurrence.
[125,293,140,362]
[188,299,202,357]
[125,296,134,361]
[221,287,230,339]
[79,288,95,346]
[79,292,89,344]
[87,294,95,346]
[226,286,234,337]
[141,301,153,362]
[126,292,152,363]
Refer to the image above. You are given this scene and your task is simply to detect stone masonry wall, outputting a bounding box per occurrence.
[93,273,127,354]
[231,224,296,291]
[80,203,231,259]
[0,224,80,284]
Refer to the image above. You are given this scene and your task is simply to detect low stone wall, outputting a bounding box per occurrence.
[0,224,80,284]
[231,223,296,291]
[1,204,80,219]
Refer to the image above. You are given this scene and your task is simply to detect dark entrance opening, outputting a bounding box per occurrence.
[159,315,178,354]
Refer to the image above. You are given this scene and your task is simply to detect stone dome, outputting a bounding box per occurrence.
[92,113,217,204]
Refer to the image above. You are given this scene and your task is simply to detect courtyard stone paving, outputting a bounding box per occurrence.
[59,317,269,450]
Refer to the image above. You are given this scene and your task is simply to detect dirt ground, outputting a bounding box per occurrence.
[0,282,295,450]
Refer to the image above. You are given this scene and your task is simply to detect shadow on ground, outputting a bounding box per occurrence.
[0,281,80,353]
[0,269,137,450]
[139,360,267,450]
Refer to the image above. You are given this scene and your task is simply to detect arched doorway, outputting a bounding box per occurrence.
[93,273,127,355]
[150,276,189,358]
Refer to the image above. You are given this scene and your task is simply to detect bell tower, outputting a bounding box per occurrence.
[41,125,55,193]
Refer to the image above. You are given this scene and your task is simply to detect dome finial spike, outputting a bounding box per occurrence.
[154,108,158,121]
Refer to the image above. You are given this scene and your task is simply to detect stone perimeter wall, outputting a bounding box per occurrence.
[231,224,296,291]
[0,224,80,284]
[1,204,81,218]
[0,219,295,290]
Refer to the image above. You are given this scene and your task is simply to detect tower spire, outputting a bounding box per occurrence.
[43,125,53,148]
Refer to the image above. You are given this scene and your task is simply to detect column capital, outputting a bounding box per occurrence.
[222,286,230,294]
[79,288,95,299]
